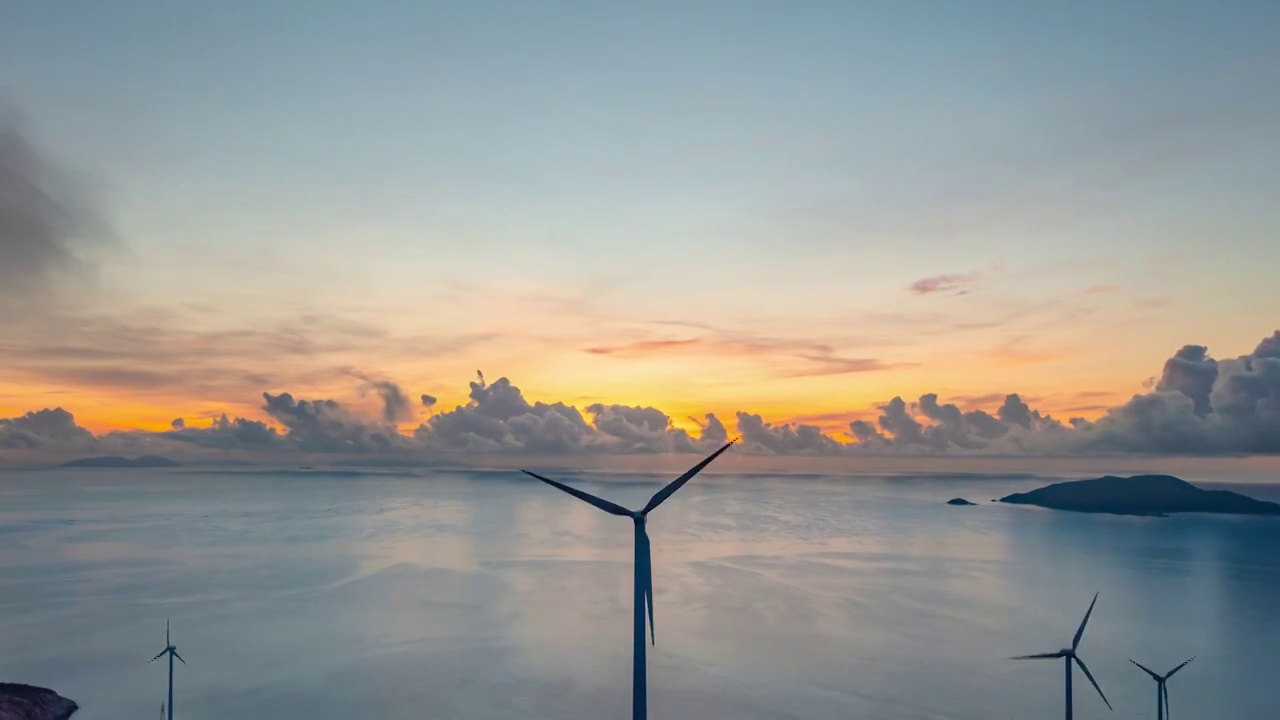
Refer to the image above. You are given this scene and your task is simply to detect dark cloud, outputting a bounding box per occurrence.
[908,272,982,295]
[414,376,715,454]
[1077,331,1280,455]
[827,329,1280,455]
[420,394,438,409]
[1155,345,1217,415]
[998,394,1035,429]
[734,412,842,455]
[416,375,598,453]
[0,408,98,451]
[369,380,413,423]
[877,397,926,445]
[262,392,403,453]
[0,104,112,304]
[160,414,283,451]
[916,394,988,450]
[699,413,729,445]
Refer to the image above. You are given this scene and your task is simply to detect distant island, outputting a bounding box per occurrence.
[947,498,977,506]
[60,455,180,468]
[1000,475,1280,517]
[0,683,78,720]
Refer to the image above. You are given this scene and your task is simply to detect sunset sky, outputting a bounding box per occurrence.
[1,2,1278,460]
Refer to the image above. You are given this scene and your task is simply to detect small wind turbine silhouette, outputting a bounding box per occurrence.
[148,619,186,720]
[521,440,736,720]
[1011,592,1112,719]
[1130,656,1194,720]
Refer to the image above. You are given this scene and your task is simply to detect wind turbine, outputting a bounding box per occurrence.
[1011,592,1112,720]
[521,439,736,720]
[1130,656,1194,720]
[148,619,186,720]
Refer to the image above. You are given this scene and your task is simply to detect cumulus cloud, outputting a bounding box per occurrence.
[586,403,700,453]
[735,411,842,455]
[414,374,715,454]
[160,414,283,451]
[262,392,404,453]
[1080,331,1280,454]
[2,330,1278,460]
[0,408,98,451]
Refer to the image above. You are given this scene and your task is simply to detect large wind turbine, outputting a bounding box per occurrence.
[521,440,736,720]
[148,619,186,720]
[1130,656,1194,720]
[1011,592,1112,719]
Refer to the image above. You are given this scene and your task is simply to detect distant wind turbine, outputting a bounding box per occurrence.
[1130,656,1194,720]
[149,619,186,720]
[1011,592,1112,719]
[521,440,736,720]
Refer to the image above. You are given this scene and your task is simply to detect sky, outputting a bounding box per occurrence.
[1,1,1278,463]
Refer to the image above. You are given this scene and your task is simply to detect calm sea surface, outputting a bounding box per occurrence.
[1,468,1278,719]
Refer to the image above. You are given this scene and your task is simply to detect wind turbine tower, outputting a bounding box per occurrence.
[149,619,187,720]
[522,440,736,720]
[1010,592,1112,720]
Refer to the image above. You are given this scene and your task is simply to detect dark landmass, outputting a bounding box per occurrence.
[0,683,78,720]
[185,467,423,479]
[947,498,977,506]
[60,455,180,468]
[1000,475,1280,517]
[331,456,470,469]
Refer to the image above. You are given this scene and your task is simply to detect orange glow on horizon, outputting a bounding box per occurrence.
[2,370,1128,439]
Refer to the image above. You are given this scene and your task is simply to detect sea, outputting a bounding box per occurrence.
[1,467,1278,719]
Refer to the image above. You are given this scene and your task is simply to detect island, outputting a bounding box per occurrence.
[947,498,977,506]
[0,683,78,720]
[60,455,180,468]
[1000,475,1280,517]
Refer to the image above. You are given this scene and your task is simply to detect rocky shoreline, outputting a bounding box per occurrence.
[0,684,78,720]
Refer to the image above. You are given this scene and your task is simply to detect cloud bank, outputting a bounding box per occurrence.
[2,331,1277,461]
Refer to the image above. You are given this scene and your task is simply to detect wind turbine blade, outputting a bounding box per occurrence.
[173,650,186,665]
[149,649,167,662]
[640,524,655,645]
[1009,652,1063,659]
[1165,656,1195,678]
[1074,656,1112,710]
[641,440,736,514]
[521,471,631,516]
[1129,659,1161,679]
[166,618,170,646]
[1163,683,1170,720]
[1072,592,1099,650]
